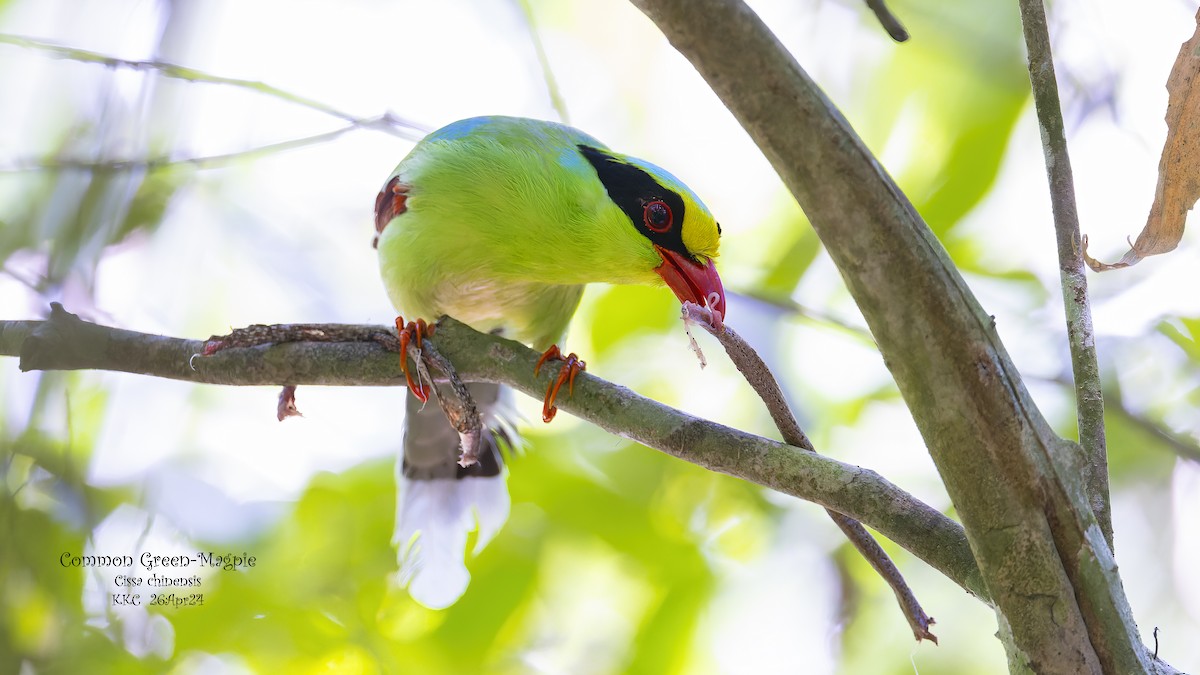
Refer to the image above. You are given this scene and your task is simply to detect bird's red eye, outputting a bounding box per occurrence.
[643,200,673,233]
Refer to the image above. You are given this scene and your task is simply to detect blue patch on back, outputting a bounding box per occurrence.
[427,117,496,143]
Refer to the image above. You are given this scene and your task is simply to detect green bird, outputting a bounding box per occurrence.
[373,116,725,608]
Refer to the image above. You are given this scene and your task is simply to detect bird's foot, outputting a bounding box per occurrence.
[396,316,435,403]
[534,345,586,423]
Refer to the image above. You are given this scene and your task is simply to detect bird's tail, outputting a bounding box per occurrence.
[393,382,513,609]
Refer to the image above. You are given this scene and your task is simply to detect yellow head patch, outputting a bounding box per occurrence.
[677,191,721,261]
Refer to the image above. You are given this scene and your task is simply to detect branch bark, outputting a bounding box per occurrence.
[1018,0,1112,549]
[685,303,935,643]
[627,0,1163,671]
[0,305,987,602]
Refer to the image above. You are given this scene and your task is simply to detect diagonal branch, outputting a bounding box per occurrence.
[0,114,406,174]
[514,0,570,123]
[684,303,935,643]
[864,0,909,42]
[0,304,986,601]
[0,33,428,175]
[1108,389,1200,464]
[1017,0,1112,549]
[0,33,426,138]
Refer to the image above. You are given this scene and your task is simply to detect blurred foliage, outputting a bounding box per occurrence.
[1160,316,1200,362]
[3,431,771,673]
[2,0,1199,673]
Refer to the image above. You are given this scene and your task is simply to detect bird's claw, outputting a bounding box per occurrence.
[534,344,586,423]
[396,316,435,403]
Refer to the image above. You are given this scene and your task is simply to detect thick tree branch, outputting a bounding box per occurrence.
[628,0,1161,671]
[1017,0,1112,549]
[0,305,986,601]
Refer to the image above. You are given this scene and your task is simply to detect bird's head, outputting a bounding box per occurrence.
[579,145,726,327]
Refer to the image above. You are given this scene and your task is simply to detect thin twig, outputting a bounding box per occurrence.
[515,0,570,124]
[0,33,428,139]
[1017,0,1112,549]
[1109,393,1200,464]
[683,302,936,644]
[737,291,877,346]
[864,0,909,42]
[1032,371,1200,464]
[420,340,484,467]
[0,114,407,174]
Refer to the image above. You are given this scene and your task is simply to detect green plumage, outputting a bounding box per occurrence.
[377,115,714,348]
[374,115,723,609]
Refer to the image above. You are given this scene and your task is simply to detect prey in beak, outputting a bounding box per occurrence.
[654,245,726,329]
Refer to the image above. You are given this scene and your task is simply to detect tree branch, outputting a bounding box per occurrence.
[515,0,570,123]
[628,0,1158,671]
[685,303,936,643]
[0,114,407,174]
[0,304,986,601]
[0,33,426,139]
[737,291,877,346]
[0,33,428,174]
[1109,391,1200,464]
[1017,0,1112,549]
[864,0,909,42]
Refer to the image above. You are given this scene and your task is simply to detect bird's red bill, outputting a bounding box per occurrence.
[654,245,726,328]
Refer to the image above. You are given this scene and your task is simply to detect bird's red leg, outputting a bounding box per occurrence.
[534,345,586,423]
[395,316,434,403]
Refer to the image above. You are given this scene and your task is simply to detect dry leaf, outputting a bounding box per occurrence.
[1085,9,1200,271]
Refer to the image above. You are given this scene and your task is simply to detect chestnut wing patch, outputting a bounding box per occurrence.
[373,176,411,249]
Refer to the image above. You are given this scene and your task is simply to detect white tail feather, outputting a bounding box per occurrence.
[393,473,510,609]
